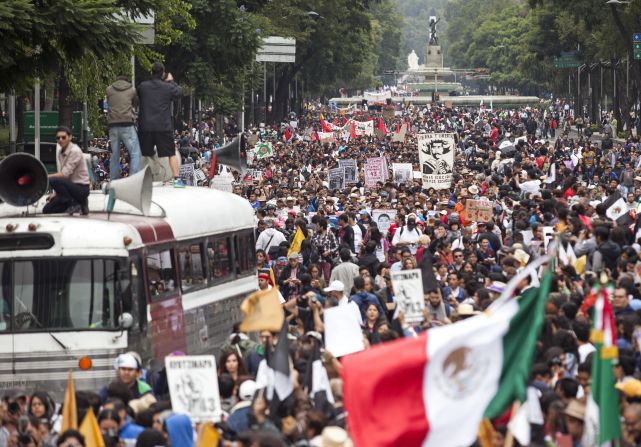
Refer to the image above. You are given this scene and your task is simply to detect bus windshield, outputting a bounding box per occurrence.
[0,258,128,332]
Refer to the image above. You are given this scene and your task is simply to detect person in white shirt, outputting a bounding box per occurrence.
[258,272,285,303]
[255,221,286,253]
[392,214,422,255]
[323,280,362,325]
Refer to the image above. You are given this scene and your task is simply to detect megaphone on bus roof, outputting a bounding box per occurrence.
[213,134,247,173]
[104,166,152,215]
[0,153,49,207]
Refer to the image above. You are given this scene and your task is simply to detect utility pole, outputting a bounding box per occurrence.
[8,91,16,154]
[34,78,40,161]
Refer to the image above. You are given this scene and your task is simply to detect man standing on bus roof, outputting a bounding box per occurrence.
[43,126,90,215]
[106,74,141,180]
[137,62,183,188]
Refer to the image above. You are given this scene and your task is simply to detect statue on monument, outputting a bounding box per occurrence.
[428,15,440,46]
[407,50,419,70]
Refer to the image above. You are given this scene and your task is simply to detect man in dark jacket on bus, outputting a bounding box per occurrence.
[106,75,141,180]
[137,62,183,187]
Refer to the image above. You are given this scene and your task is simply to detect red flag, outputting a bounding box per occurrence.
[319,113,332,132]
[378,118,387,136]
[350,121,357,140]
[208,154,217,180]
[311,131,319,141]
[285,127,292,141]
[394,122,401,133]
[342,116,348,125]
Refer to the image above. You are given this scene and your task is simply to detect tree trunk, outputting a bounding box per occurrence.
[44,77,55,111]
[58,67,73,127]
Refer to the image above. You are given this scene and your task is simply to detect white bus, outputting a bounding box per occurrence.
[0,182,256,398]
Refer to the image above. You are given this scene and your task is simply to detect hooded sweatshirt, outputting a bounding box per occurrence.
[106,79,138,126]
[166,414,193,446]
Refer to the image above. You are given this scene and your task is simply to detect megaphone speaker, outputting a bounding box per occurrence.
[213,134,247,173]
[104,166,153,215]
[0,153,49,206]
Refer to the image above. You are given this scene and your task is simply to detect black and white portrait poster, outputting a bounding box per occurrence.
[338,159,357,184]
[329,167,345,191]
[418,133,455,189]
[392,163,413,185]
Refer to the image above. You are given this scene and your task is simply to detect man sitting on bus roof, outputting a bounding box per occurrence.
[100,353,153,403]
[43,125,91,215]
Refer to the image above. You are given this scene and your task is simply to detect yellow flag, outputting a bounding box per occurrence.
[61,369,78,432]
[79,407,105,447]
[197,422,220,447]
[288,227,305,256]
[477,418,495,447]
[239,287,284,332]
[574,255,586,275]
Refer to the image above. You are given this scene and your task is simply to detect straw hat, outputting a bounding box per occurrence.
[564,399,586,421]
[321,427,353,447]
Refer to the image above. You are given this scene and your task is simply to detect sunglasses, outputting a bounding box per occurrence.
[56,135,68,140]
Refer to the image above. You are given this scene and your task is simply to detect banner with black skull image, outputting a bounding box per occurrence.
[418,133,455,190]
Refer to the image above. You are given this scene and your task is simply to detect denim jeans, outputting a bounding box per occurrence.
[43,177,89,213]
[109,125,141,180]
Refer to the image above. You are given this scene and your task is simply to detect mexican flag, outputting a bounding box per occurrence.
[342,257,551,447]
[254,142,273,159]
[583,285,621,446]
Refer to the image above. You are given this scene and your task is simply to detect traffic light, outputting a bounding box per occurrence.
[635,42,641,60]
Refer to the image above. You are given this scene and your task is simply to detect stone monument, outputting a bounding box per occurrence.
[425,15,442,69]
[407,50,419,70]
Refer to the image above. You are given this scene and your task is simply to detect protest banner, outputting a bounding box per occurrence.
[243,170,255,185]
[179,163,196,186]
[254,142,273,159]
[318,131,335,144]
[355,120,374,136]
[247,134,259,147]
[364,157,385,188]
[413,171,422,179]
[465,199,493,223]
[390,269,424,324]
[371,209,397,236]
[392,163,413,184]
[363,91,392,104]
[253,170,262,181]
[194,169,207,183]
[418,133,455,190]
[165,355,222,422]
[210,176,233,193]
[339,159,357,184]
[329,167,345,191]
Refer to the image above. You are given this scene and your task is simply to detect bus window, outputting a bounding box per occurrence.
[235,232,256,276]
[207,237,232,284]
[11,259,119,331]
[147,249,177,298]
[0,262,9,331]
[178,243,206,292]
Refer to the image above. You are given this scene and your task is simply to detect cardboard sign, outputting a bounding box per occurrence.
[179,163,196,186]
[390,269,424,324]
[465,199,493,223]
[364,157,385,188]
[165,355,222,422]
[210,176,233,193]
[418,133,455,190]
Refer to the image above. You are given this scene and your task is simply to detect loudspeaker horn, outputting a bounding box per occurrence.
[0,153,49,206]
[104,166,153,215]
[213,134,247,172]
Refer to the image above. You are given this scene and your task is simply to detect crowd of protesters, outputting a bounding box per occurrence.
[6,95,641,447]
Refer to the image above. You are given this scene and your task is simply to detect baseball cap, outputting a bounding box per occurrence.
[239,380,257,401]
[324,280,345,293]
[114,353,139,370]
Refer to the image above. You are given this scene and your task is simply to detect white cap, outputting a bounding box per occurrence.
[114,353,139,370]
[239,380,257,401]
[324,280,345,293]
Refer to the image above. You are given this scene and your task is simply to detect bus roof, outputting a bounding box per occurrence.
[0,186,255,256]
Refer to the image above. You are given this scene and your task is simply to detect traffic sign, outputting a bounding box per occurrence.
[633,33,641,42]
[256,36,296,63]
[634,35,641,60]
[554,51,580,69]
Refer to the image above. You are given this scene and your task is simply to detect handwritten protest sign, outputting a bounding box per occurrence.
[166,355,222,422]
[364,157,385,188]
[465,199,493,223]
[390,269,424,324]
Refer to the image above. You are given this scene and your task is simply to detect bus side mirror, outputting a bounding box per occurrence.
[118,312,134,330]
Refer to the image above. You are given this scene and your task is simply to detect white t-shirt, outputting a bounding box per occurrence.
[392,225,421,254]
[578,343,596,363]
[352,224,363,255]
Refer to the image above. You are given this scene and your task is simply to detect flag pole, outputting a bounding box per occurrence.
[503,401,521,447]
